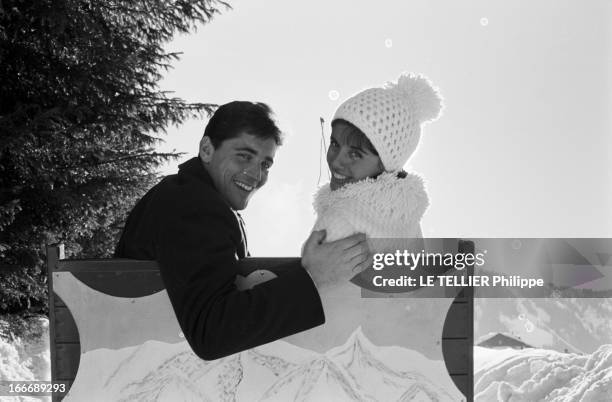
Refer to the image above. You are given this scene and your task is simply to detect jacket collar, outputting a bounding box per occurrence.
[178,156,214,187]
[179,156,243,214]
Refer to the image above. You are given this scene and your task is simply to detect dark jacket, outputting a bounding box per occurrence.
[115,157,324,360]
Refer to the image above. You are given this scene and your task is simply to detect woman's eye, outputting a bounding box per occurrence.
[329,139,339,148]
[349,151,362,159]
[262,161,272,171]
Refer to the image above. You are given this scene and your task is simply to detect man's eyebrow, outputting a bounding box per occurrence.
[235,146,274,163]
[235,146,257,154]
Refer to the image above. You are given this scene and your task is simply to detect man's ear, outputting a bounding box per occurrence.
[199,136,214,163]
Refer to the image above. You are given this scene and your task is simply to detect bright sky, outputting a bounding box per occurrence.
[159,0,612,256]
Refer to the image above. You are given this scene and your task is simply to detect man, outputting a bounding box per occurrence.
[115,101,369,360]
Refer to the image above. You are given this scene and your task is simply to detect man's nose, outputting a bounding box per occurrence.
[243,164,262,181]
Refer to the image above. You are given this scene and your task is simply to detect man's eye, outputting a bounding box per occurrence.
[237,153,251,161]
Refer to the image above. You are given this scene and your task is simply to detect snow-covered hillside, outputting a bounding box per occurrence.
[0,316,50,402]
[65,327,462,401]
[474,345,612,401]
[475,298,612,354]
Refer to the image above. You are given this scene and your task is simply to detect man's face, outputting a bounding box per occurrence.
[200,132,277,210]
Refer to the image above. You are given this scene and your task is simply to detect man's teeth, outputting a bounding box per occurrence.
[332,172,348,180]
[234,181,254,191]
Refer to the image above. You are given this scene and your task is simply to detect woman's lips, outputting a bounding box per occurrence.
[330,171,353,189]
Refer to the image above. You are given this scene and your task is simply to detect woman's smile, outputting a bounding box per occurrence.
[327,120,384,191]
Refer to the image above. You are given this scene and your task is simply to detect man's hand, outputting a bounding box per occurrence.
[301,230,370,289]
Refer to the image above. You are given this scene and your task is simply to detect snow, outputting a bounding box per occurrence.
[0,317,50,402]
[475,298,612,354]
[474,345,612,401]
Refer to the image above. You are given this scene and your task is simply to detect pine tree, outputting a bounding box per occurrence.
[0,0,227,314]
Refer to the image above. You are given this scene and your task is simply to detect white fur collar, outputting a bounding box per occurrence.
[313,171,429,238]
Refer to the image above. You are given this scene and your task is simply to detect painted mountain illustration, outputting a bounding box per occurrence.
[260,327,458,401]
[66,328,461,401]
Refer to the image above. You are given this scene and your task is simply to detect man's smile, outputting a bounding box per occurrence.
[233,178,256,192]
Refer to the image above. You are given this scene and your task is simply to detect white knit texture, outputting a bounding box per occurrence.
[312,171,429,244]
[333,73,443,171]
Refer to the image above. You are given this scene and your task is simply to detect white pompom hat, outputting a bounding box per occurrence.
[333,73,443,171]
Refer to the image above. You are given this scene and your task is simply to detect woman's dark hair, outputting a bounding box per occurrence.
[331,119,379,156]
[204,101,283,148]
[331,119,407,179]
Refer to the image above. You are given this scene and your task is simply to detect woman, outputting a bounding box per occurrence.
[312,73,438,246]
[285,73,447,350]
[235,74,461,401]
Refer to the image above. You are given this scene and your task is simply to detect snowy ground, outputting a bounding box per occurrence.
[0,316,50,402]
[474,345,612,401]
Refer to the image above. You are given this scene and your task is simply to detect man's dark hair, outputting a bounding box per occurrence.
[203,101,283,148]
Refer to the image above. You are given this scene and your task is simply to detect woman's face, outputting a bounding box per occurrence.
[327,121,384,191]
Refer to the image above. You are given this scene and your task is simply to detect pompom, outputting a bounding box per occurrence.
[385,73,443,123]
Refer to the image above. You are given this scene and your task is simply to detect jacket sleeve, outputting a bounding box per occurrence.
[156,205,325,360]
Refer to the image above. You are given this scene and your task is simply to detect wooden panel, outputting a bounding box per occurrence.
[54,296,66,308]
[450,374,469,399]
[51,380,72,402]
[442,302,470,339]
[48,243,475,400]
[56,259,159,272]
[53,272,182,353]
[47,244,63,398]
[446,289,470,302]
[55,343,80,381]
[443,339,471,374]
[57,257,300,274]
[55,258,303,297]
[72,270,164,297]
[458,239,475,254]
[55,306,79,343]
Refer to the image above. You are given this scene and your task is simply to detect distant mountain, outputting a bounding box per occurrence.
[475,298,612,354]
[66,328,462,401]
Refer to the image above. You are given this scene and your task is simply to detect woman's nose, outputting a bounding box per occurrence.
[331,150,350,170]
